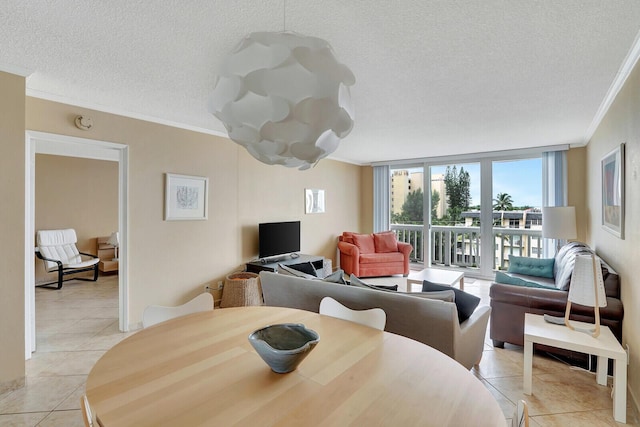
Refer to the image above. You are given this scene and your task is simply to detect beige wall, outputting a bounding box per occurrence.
[238,151,362,265]
[586,60,640,403]
[0,72,26,391]
[24,97,364,326]
[360,166,374,233]
[34,155,118,282]
[567,146,587,242]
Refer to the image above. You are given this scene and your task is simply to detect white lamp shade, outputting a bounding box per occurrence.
[210,31,355,170]
[542,206,577,240]
[568,255,607,308]
[107,232,119,247]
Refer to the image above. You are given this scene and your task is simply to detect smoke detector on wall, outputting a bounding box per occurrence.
[74,115,93,131]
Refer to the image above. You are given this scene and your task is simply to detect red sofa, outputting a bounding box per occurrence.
[338,231,413,277]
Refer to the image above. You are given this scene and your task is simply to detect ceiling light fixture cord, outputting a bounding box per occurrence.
[283,0,286,31]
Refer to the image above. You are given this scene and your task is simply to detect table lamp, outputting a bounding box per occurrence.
[542,206,577,251]
[564,254,607,337]
[107,231,119,261]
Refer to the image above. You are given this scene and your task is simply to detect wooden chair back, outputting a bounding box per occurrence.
[319,296,386,330]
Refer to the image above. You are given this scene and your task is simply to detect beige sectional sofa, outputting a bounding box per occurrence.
[259,271,491,369]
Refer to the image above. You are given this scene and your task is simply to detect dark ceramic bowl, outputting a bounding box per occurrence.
[248,323,320,373]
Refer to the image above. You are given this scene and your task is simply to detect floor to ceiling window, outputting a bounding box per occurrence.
[429,162,481,269]
[390,165,424,262]
[388,154,543,278]
[492,158,543,270]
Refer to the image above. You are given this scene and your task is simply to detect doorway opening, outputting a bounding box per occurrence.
[25,131,129,358]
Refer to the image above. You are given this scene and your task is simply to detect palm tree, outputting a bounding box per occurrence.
[493,192,514,211]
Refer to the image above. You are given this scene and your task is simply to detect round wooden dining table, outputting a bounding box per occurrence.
[86,306,506,426]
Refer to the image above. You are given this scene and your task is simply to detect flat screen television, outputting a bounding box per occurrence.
[258,221,301,259]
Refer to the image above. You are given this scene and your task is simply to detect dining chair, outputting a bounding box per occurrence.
[319,296,386,330]
[142,292,214,328]
[81,395,94,427]
[511,399,529,427]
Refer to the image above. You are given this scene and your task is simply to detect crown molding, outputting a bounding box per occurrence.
[370,144,570,168]
[0,62,33,77]
[25,88,229,139]
[584,28,640,143]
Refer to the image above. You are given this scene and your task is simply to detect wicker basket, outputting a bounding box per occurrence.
[220,272,263,308]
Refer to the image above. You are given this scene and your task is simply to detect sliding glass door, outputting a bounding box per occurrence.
[429,162,481,270]
[492,158,543,270]
[388,154,543,278]
[390,165,424,262]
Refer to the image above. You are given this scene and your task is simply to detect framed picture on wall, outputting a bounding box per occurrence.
[165,173,209,221]
[601,143,624,239]
[305,189,325,214]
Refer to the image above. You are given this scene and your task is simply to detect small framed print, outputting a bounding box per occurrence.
[165,173,209,221]
[305,189,325,214]
[601,143,624,238]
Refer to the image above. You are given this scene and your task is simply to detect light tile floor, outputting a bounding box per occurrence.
[0,275,135,427]
[0,273,637,426]
[368,274,639,426]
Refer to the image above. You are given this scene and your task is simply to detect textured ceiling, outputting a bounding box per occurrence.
[2,1,640,165]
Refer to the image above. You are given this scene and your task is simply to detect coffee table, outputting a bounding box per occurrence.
[406,267,464,292]
[523,313,627,423]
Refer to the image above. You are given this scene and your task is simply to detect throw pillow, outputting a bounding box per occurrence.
[553,242,595,291]
[341,232,355,244]
[349,274,398,291]
[494,271,557,290]
[352,233,376,254]
[286,261,318,277]
[507,255,554,279]
[322,269,346,284]
[373,231,398,253]
[277,264,317,279]
[405,290,455,302]
[421,280,480,323]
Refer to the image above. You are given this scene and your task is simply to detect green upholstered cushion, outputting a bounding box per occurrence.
[494,271,557,290]
[507,255,555,279]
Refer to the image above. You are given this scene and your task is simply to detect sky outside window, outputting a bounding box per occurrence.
[429,158,542,208]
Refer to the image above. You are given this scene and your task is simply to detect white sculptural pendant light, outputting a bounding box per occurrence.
[209,31,355,170]
[564,254,607,338]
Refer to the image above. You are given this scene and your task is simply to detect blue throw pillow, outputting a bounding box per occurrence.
[507,255,555,279]
[494,271,557,290]
[421,281,480,323]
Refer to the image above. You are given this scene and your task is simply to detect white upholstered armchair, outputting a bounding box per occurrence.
[35,229,100,289]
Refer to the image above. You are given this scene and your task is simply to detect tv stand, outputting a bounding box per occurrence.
[259,253,299,264]
[247,254,325,275]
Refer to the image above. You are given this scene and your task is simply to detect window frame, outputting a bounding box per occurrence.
[375,146,567,279]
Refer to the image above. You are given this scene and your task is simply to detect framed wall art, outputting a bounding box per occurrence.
[165,173,209,221]
[305,189,325,214]
[601,143,624,238]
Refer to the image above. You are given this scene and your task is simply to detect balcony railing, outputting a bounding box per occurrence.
[391,224,544,270]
